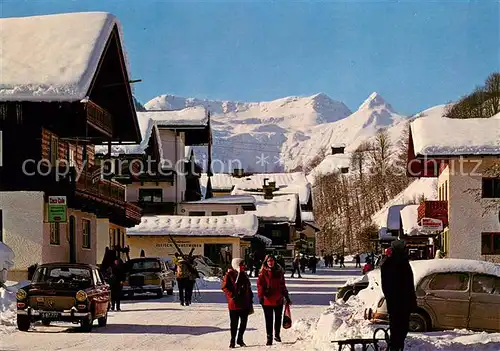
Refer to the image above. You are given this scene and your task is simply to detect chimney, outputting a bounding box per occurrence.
[263,178,273,199]
[340,167,349,174]
[331,145,345,155]
[232,168,245,178]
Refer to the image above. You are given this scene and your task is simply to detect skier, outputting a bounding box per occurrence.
[381,240,417,351]
[110,259,125,311]
[257,255,291,346]
[290,254,302,278]
[222,258,253,348]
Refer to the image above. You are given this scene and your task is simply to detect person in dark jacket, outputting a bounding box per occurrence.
[176,255,197,306]
[258,255,291,346]
[355,254,361,268]
[222,258,253,348]
[339,255,345,268]
[246,252,254,277]
[110,259,125,311]
[381,240,417,351]
[290,254,302,278]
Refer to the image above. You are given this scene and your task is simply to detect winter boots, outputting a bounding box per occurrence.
[266,335,273,346]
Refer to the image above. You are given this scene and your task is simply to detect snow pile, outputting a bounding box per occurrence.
[410,117,500,156]
[291,317,318,342]
[0,242,15,284]
[0,12,124,101]
[127,213,259,238]
[372,178,438,228]
[0,286,16,328]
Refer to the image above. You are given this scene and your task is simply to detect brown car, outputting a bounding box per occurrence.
[16,263,110,332]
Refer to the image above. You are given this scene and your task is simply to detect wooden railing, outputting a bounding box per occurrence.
[86,100,113,136]
[76,171,125,204]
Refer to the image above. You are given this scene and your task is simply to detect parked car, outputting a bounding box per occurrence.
[193,256,223,278]
[364,259,500,332]
[122,257,175,298]
[336,271,377,302]
[15,263,109,332]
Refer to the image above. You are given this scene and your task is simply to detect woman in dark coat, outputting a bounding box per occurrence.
[381,240,417,351]
[110,259,125,311]
[222,258,253,348]
[257,255,291,346]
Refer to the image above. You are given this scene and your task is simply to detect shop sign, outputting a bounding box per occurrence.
[421,218,443,232]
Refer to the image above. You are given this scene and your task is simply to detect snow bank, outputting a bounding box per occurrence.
[1,281,29,329]
[0,12,122,101]
[127,213,259,238]
[410,117,500,157]
[0,243,14,284]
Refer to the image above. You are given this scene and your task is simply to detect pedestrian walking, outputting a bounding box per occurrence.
[247,252,254,277]
[300,255,307,273]
[339,255,345,268]
[381,240,417,351]
[176,255,198,306]
[290,254,302,278]
[110,259,125,311]
[257,255,291,346]
[355,254,361,268]
[222,258,253,348]
[185,256,199,305]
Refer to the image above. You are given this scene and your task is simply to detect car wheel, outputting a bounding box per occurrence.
[409,312,430,332]
[41,319,51,326]
[17,315,31,331]
[98,313,108,327]
[80,315,93,332]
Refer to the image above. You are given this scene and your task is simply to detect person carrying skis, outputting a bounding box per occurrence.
[257,255,291,346]
[222,258,253,348]
[381,240,417,351]
[176,255,195,306]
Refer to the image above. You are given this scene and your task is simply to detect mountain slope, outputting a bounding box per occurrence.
[143,92,443,173]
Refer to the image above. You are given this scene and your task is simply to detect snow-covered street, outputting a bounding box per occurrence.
[0,266,358,351]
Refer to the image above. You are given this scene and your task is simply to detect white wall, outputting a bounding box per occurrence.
[0,191,44,272]
[126,182,176,203]
[442,158,500,262]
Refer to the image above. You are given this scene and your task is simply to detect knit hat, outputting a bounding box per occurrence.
[232,258,244,271]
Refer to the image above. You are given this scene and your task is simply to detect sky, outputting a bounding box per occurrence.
[1,0,499,115]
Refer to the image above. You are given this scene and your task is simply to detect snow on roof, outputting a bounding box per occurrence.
[200,173,236,191]
[127,214,258,238]
[184,195,256,205]
[301,211,314,222]
[249,194,299,222]
[410,116,500,157]
[372,178,437,228]
[309,153,351,183]
[399,205,425,236]
[378,227,397,240]
[0,12,126,101]
[232,172,311,205]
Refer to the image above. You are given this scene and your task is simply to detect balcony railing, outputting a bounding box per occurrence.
[76,171,125,204]
[417,200,448,227]
[86,100,113,136]
[126,202,143,223]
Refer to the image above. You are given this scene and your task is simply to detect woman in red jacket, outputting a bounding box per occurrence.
[221,258,253,348]
[257,254,291,346]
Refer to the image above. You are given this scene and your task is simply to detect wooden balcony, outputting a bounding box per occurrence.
[86,100,113,137]
[417,200,448,227]
[76,171,125,204]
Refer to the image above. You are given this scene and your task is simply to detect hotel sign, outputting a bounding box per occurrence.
[421,218,443,232]
[48,196,67,223]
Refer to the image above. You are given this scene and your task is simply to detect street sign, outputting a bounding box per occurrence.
[421,217,443,232]
[48,196,67,223]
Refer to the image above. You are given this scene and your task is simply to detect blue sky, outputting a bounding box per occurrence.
[2,0,499,114]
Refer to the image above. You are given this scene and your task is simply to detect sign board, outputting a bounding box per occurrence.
[48,196,67,223]
[420,217,443,232]
[286,244,295,250]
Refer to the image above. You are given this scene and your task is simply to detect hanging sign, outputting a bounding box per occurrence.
[48,196,67,223]
[420,217,443,232]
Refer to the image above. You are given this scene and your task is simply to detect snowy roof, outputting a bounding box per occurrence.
[127,214,258,238]
[200,173,236,191]
[309,153,351,183]
[410,259,500,283]
[399,205,425,236]
[0,12,127,102]
[231,172,311,205]
[249,194,299,222]
[410,117,500,157]
[372,178,438,228]
[184,195,256,205]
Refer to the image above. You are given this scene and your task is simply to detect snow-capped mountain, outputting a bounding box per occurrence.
[142,92,444,173]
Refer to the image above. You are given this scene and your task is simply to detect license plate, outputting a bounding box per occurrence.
[41,311,59,319]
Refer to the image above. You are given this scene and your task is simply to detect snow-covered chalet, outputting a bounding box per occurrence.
[0,12,143,280]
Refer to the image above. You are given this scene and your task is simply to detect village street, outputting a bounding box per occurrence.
[0,266,361,351]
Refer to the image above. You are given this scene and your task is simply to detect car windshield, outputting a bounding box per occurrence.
[33,266,92,288]
[129,259,161,272]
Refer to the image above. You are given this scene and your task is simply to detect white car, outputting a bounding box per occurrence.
[364,259,500,332]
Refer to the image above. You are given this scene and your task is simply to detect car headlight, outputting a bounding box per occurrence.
[76,290,87,302]
[377,297,385,308]
[16,289,27,300]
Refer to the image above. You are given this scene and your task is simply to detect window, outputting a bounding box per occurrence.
[49,135,59,165]
[139,188,162,202]
[82,219,91,249]
[428,273,469,291]
[481,232,500,255]
[211,211,228,216]
[472,274,500,295]
[482,178,500,198]
[189,211,205,216]
[50,223,60,245]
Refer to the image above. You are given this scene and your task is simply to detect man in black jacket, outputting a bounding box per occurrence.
[381,240,417,351]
